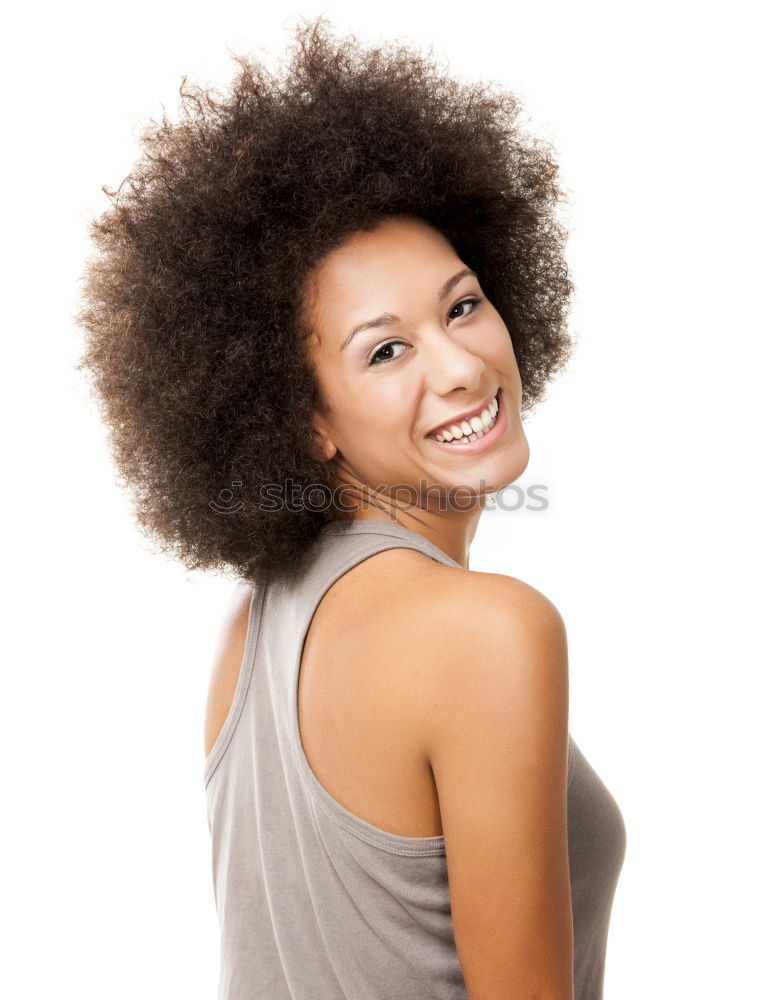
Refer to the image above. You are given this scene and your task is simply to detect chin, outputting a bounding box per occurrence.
[480,436,531,496]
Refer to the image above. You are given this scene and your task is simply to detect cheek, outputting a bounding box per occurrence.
[484,322,520,377]
[482,319,513,355]
[343,381,412,443]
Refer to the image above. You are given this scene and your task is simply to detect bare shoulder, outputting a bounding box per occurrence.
[204,580,256,760]
[396,561,567,677]
[400,561,570,759]
[380,560,569,758]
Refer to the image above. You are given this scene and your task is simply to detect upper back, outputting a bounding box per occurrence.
[202,518,626,1000]
[203,519,472,999]
[205,545,457,837]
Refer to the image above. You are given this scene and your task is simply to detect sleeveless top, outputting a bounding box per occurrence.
[203,518,627,1000]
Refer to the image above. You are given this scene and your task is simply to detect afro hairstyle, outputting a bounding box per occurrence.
[74,14,576,585]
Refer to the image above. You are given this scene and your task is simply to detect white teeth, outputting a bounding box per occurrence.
[430,391,500,444]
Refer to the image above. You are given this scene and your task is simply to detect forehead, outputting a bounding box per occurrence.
[307,216,461,327]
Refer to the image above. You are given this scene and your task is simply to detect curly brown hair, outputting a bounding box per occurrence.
[74,14,575,585]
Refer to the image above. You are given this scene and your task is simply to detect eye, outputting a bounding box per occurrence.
[369,341,406,366]
[368,296,482,367]
[448,296,481,322]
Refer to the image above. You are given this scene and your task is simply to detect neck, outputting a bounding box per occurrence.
[326,482,484,570]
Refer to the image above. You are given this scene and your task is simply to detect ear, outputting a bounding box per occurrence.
[313,434,337,462]
[310,415,338,462]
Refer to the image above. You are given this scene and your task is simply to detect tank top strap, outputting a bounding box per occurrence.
[318,518,463,568]
[286,519,463,630]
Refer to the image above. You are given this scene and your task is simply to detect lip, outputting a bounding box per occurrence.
[425,389,500,438]
[425,387,507,456]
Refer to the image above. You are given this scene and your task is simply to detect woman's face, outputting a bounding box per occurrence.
[305,215,529,517]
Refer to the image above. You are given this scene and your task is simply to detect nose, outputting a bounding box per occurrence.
[423,329,487,397]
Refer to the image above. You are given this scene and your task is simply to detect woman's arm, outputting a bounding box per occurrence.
[407,572,573,1000]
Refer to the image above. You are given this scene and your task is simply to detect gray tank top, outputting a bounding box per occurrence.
[204,518,626,999]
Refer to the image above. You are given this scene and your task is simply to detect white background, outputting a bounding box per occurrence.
[3,2,757,996]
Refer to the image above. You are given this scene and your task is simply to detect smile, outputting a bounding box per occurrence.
[425,388,508,455]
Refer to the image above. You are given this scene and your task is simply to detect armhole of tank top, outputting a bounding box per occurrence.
[292,541,452,857]
[567,733,576,788]
[203,580,267,789]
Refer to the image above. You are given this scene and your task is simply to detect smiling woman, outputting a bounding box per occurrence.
[74,14,626,1000]
[74,14,575,585]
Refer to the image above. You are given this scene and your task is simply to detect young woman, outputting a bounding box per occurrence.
[76,17,626,999]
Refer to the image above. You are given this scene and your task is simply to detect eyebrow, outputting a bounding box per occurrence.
[339,267,479,352]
